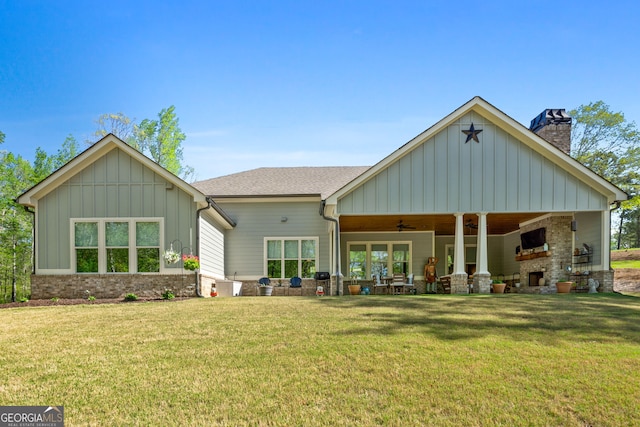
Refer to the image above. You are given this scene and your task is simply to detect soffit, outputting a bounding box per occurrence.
[339,213,545,235]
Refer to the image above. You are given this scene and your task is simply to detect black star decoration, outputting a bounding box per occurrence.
[462,123,482,143]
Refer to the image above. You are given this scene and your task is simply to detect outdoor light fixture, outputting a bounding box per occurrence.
[281,217,288,223]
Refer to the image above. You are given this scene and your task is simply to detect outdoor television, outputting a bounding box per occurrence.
[520,228,546,250]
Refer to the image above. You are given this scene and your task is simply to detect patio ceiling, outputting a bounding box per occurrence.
[339,213,546,235]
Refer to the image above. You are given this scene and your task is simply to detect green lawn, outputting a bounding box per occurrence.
[612,259,640,269]
[1,294,639,426]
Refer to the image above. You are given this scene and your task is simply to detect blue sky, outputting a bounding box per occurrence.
[1,1,639,180]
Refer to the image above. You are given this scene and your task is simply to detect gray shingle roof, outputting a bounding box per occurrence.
[192,166,370,199]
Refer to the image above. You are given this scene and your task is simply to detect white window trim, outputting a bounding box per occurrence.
[264,237,319,279]
[347,241,412,279]
[71,217,165,274]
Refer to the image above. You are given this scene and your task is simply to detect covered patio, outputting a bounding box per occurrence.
[337,210,611,295]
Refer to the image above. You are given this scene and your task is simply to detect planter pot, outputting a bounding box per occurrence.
[258,286,273,296]
[348,284,362,295]
[492,283,506,294]
[556,281,572,294]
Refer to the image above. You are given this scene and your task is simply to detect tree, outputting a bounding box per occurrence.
[94,112,140,149]
[92,107,194,181]
[32,135,81,182]
[0,151,35,302]
[135,106,194,180]
[570,101,640,249]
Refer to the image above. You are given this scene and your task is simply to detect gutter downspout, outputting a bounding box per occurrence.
[609,201,623,293]
[194,198,214,298]
[320,200,342,296]
[24,206,35,274]
[610,200,622,264]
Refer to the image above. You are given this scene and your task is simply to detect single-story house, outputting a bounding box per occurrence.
[18,97,627,298]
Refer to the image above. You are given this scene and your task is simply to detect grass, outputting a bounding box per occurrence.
[611,259,640,269]
[1,294,640,426]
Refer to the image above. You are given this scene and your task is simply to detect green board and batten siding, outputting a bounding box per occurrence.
[216,201,330,279]
[337,113,608,215]
[36,148,197,271]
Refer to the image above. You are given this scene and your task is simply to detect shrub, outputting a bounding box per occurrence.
[124,293,138,301]
[87,296,96,302]
[162,289,175,300]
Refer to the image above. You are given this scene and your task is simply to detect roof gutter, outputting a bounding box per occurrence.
[320,200,342,296]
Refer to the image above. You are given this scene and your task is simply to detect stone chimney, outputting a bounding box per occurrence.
[529,109,572,154]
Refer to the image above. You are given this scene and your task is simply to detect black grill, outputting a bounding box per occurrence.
[315,272,330,281]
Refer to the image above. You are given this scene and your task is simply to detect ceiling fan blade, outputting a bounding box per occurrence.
[396,220,416,230]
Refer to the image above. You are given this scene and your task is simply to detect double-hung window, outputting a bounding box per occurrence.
[265,237,318,279]
[73,218,161,273]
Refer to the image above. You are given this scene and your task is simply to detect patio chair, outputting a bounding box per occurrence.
[289,276,302,296]
[258,277,271,286]
[439,276,451,294]
[391,273,406,294]
[403,274,415,294]
[373,274,388,295]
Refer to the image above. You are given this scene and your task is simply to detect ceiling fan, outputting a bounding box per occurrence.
[465,220,478,229]
[396,220,416,232]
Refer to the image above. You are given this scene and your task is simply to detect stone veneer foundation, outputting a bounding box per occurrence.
[30,273,203,299]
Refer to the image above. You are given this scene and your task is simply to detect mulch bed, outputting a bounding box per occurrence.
[0,297,191,309]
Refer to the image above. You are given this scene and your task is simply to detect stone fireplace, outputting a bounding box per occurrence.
[518,214,574,292]
[528,271,544,286]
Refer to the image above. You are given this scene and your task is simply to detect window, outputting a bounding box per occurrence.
[393,243,410,275]
[265,238,318,279]
[73,218,162,273]
[106,222,129,272]
[371,244,389,277]
[136,222,160,273]
[348,244,367,279]
[75,222,98,273]
[347,241,412,279]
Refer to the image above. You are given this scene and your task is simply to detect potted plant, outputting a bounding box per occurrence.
[492,279,506,294]
[556,265,573,293]
[182,254,200,271]
[348,277,361,295]
[555,280,573,293]
[257,277,273,296]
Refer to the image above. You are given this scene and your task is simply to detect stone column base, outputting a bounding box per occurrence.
[474,273,492,294]
[450,273,469,294]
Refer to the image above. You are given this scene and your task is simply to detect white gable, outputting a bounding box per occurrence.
[329,97,626,214]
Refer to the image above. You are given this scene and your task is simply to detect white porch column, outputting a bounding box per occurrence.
[475,213,489,275]
[452,213,469,294]
[474,212,492,294]
[453,213,466,275]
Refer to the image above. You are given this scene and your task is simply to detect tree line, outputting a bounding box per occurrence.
[1,102,639,302]
[0,106,191,302]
